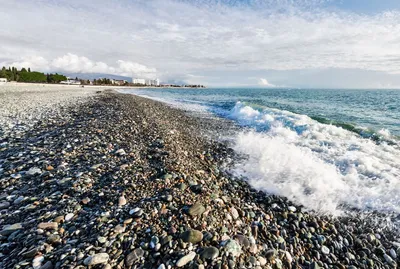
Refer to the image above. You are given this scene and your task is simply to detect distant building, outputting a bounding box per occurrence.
[0,78,7,84]
[113,79,127,86]
[133,78,146,85]
[145,79,160,86]
[60,78,81,85]
[133,78,159,86]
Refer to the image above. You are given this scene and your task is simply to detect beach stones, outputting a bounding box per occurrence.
[181,229,203,243]
[188,203,205,216]
[125,248,145,267]
[84,253,109,265]
[176,251,196,267]
[200,247,220,260]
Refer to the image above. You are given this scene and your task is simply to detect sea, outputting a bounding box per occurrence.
[120,87,400,219]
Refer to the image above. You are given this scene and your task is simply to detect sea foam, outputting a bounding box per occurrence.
[229,102,400,215]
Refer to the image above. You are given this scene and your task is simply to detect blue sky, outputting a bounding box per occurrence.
[1,0,400,88]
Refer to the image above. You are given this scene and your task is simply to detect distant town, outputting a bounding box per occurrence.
[0,66,206,88]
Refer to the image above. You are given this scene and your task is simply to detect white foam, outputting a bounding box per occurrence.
[229,102,400,215]
[118,89,210,114]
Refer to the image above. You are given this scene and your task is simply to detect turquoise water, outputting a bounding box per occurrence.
[121,87,400,217]
[122,88,400,137]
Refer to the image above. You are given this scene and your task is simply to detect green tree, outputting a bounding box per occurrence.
[0,67,7,79]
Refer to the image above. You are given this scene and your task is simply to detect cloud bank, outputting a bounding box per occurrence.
[258,78,275,87]
[1,0,400,86]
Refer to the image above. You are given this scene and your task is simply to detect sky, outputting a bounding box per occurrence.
[1,0,400,88]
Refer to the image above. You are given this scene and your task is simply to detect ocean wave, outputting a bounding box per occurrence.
[229,102,400,215]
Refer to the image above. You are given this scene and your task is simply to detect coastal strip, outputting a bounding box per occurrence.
[0,86,399,268]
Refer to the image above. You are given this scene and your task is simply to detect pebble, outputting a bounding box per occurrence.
[84,253,109,265]
[224,239,242,257]
[27,167,41,176]
[230,207,239,219]
[119,195,127,206]
[1,223,23,235]
[65,213,74,221]
[321,246,330,255]
[188,203,205,216]
[0,201,10,209]
[200,246,220,260]
[37,222,58,230]
[176,251,196,267]
[32,255,44,269]
[125,248,145,267]
[181,229,203,243]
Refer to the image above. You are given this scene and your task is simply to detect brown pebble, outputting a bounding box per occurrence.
[37,222,58,230]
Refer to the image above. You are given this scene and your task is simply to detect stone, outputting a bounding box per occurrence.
[188,203,205,216]
[1,223,23,235]
[84,253,109,265]
[98,236,107,243]
[181,229,203,243]
[54,216,64,223]
[176,251,196,267]
[37,222,58,230]
[230,207,239,219]
[47,234,60,244]
[200,247,219,260]
[40,261,53,269]
[265,249,277,261]
[258,256,267,266]
[27,167,41,176]
[234,234,250,249]
[129,207,143,217]
[383,254,396,267]
[0,201,10,209]
[116,149,126,155]
[114,224,125,233]
[32,255,44,269]
[22,247,39,258]
[288,206,296,212]
[224,239,242,257]
[321,246,330,255]
[125,248,145,267]
[119,195,127,206]
[65,213,74,221]
[309,262,321,269]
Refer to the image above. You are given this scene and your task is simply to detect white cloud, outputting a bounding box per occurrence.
[258,78,275,87]
[1,0,400,86]
[0,53,157,78]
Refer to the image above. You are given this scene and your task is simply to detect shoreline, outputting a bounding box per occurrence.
[0,86,399,268]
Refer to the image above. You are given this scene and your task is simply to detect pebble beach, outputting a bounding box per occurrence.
[0,84,399,269]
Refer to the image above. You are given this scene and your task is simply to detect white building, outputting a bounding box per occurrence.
[145,79,160,86]
[133,78,146,85]
[60,78,81,85]
[134,78,159,86]
[0,78,7,84]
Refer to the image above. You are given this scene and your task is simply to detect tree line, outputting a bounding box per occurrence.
[0,66,67,83]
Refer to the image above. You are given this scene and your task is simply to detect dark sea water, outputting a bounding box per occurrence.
[120,88,400,217]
